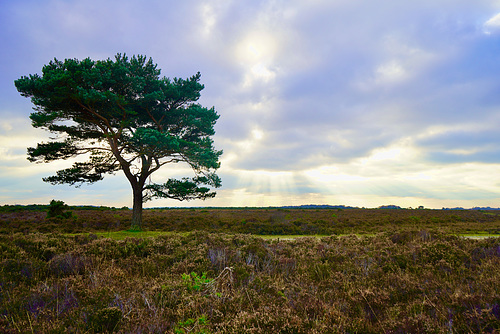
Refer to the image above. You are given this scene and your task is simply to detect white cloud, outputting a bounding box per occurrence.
[356,36,439,89]
[375,61,408,84]
[2,0,500,208]
[200,3,218,36]
[483,12,500,34]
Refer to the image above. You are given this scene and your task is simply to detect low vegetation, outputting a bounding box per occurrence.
[1,206,499,236]
[0,207,499,332]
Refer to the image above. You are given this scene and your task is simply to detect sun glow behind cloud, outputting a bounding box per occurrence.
[2,0,500,209]
[235,31,279,87]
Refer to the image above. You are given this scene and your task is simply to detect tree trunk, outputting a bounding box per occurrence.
[131,185,143,230]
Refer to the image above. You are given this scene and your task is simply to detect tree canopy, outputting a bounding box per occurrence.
[15,54,222,228]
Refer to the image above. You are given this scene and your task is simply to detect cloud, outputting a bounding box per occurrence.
[483,12,500,34]
[416,123,500,163]
[2,0,500,208]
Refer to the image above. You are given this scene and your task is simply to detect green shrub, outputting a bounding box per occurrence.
[90,307,122,333]
[182,272,212,292]
[47,200,73,219]
[174,315,210,334]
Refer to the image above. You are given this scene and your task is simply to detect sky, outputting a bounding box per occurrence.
[1,0,500,209]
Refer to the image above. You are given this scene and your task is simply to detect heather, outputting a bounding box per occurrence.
[0,208,499,333]
[1,207,499,235]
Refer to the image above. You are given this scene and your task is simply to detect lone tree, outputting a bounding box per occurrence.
[15,54,222,229]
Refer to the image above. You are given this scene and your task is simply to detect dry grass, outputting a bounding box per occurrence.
[1,230,499,333]
[1,207,499,236]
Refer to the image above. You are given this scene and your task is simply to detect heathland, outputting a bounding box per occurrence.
[0,207,499,333]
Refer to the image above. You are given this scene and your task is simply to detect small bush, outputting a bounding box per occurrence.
[48,253,88,277]
[182,272,212,292]
[90,307,122,333]
[47,200,73,219]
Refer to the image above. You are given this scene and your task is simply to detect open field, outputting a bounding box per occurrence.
[1,207,499,236]
[0,208,499,333]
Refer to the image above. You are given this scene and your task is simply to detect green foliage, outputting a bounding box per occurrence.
[46,199,73,219]
[90,307,122,333]
[182,272,212,292]
[174,315,210,334]
[15,54,222,228]
[145,175,221,202]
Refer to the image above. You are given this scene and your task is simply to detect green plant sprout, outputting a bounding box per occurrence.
[182,272,212,292]
[174,315,210,334]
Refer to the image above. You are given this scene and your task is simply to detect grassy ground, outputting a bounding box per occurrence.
[0,230,499,333]
[84,231,499,241]
[0,208,499,333]
[1,207,499,235]
[89,230,182,240]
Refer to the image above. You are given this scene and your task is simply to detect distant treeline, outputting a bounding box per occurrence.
[0,204,128,212]
[444,207,500,211]
[1,203,499,213]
